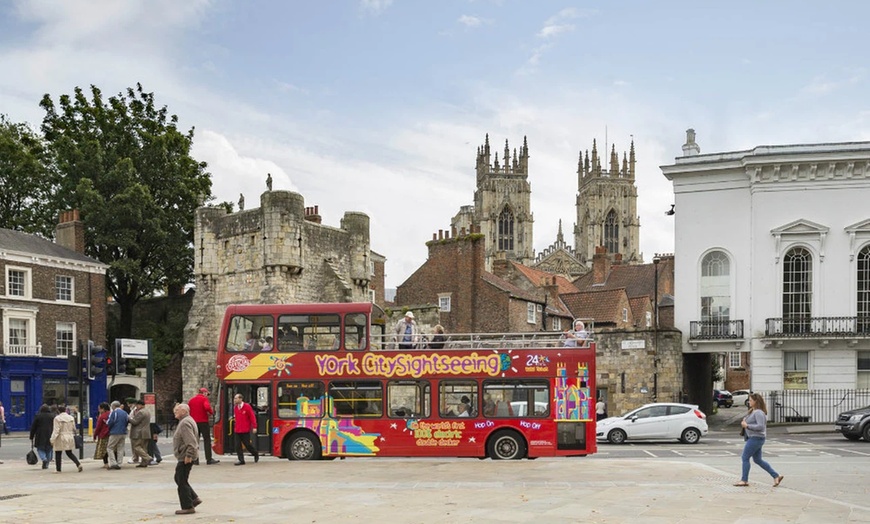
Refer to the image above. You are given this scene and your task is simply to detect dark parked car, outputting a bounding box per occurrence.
[835,405,870,441]
[713,389,733,408]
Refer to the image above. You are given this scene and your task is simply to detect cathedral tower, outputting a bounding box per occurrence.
[573,138,642,265]
[452,134,534,270]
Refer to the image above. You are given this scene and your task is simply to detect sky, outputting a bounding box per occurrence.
[2,1,869,290]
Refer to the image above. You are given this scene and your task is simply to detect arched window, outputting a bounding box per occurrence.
[498,207,514,251]
[783,247,812,334]
[858,245,870,334]
[604,210,618,255]
[700,251,731,336]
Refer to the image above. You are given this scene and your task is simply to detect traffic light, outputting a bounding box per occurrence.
[67,340,82,379]
[106,354,116,376]
[86,340,106,380]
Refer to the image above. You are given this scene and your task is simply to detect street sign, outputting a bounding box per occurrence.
[120,338,149,358]
[621,339,646,349]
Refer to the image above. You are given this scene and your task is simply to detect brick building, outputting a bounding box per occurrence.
[0,211,109,429]
[395,229,572,336]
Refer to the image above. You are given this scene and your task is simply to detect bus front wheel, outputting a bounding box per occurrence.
[487,430,526,460]
[285,432,322,461]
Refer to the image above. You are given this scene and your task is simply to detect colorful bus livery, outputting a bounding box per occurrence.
[213,303,597,460]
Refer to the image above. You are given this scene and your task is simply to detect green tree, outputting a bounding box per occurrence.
[40,84,213,337]
[0,115,58,236]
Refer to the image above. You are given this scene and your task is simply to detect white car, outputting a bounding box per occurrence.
[731,390,752,408]
[596,403,708,444]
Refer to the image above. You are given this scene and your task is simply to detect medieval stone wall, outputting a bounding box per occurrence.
[182,190,372,400]
[594,328,683,416]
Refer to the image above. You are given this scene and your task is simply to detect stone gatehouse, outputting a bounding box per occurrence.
[182,190,373,399]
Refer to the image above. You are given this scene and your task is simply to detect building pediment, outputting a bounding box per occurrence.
[771,219,829,263]
[845,218,870,260]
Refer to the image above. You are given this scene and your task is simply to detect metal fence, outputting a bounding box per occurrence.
[765,389,870,424]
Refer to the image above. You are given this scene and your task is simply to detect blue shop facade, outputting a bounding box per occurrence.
[0,355,107,431]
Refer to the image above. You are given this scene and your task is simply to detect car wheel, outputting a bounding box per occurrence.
[863,424,870,442]
[680,427,701,444]
[607,428,627,444]
[487,430,526,460]
[285,431,322,460]
[844,434,861,441]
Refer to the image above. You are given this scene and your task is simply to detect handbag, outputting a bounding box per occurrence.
[739,427,746,437]
[74,434,83,449]
[26,441,38,465]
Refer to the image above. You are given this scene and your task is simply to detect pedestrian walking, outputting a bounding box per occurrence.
[93,402,111,469]
[188,387,219,465]
[172,403,202,515]
[29,404,55,469]
[148,420,163,465]
[734,392,784,487]
[49,402,81,473]
[106,400,129,470]
[232,394,259,465]
[129,399,153,467]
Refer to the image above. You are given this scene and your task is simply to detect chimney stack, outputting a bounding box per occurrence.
[55,210,85,254]
[304,205,322,224]
[592,246,611,285]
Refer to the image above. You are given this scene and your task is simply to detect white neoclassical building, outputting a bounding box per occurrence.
[662,130,870,422]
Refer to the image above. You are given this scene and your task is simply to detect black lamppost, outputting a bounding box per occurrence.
[653,255,662,402]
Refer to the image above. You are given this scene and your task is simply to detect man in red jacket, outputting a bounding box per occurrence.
[232,393,259,465]
[188,388,219,465]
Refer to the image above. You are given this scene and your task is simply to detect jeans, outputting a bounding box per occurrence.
[741,436,779,482]
[36,446,53,463]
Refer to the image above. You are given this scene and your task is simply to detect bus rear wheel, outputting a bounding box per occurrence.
[285,432,322,461]
[487,430,526,460]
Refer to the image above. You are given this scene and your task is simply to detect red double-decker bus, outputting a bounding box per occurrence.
[212,302,597,460]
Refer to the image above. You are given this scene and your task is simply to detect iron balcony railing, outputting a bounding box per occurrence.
[765,317,870,338]
[688,320,744,340]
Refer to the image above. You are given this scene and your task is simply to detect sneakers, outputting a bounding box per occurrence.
[192,498,203,508]
[149,460,159,466]
[175,508,196,515]
[127,460,139,464]
[206,459,220,465]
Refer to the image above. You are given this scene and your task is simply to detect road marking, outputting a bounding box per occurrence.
[642,449,656,457]
[835,448,870,456]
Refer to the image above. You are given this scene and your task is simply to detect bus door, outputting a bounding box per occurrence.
[225,383,273,455]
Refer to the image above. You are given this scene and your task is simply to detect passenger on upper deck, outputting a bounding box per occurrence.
[427,324,446,349]
[395,311,419,350]
[562,320,589,348]
[261,336,273,351]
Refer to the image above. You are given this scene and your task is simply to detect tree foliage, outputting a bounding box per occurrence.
[0,115,58,237]
[40,84,213,337]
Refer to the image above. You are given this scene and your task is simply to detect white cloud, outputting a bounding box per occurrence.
[360,0,393,14]
[458,14,484,28]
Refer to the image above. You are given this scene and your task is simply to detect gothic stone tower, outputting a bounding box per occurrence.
[574,138,642,265]
[453,134,534,271]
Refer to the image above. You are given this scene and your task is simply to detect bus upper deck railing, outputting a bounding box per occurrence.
[369,331,594,351]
